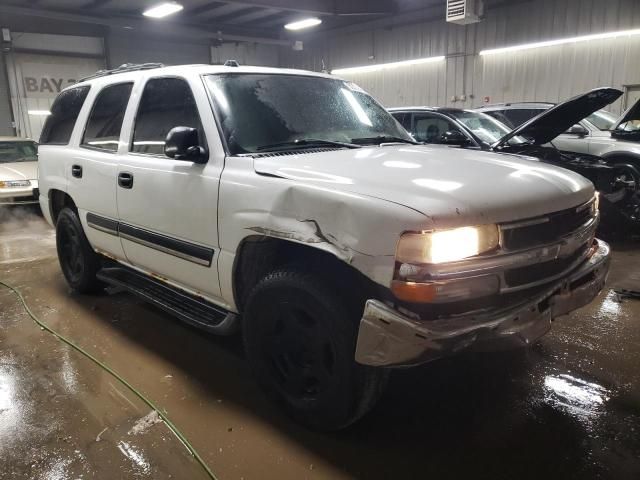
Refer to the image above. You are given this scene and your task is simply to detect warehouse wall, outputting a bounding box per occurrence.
[281,0,640,113]
[211,42,279,66]
[0,51,14,136]
[107,32,210,67]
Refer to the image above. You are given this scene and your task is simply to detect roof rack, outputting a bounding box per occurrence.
[78,63,165,83]
[479,101,555,108]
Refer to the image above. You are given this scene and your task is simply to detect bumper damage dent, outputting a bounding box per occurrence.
[355,239,611,367]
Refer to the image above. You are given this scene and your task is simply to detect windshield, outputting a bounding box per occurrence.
[447,111,527,145]
[585,110,617,130]
[205,74,413,154]
[0,141,37,164]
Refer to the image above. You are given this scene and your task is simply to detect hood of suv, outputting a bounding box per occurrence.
[494,88,623,148]
[252,145,594,228]
[0,161,38,181]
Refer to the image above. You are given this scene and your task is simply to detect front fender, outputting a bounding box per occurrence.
[216,158,429,309]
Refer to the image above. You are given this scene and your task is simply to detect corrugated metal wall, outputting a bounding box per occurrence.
[282,0,640,113]
[211,42,279,66]
[108,32,210,67]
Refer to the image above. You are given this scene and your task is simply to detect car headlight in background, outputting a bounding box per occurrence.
[0,180,31,188]
[396,224,500,265]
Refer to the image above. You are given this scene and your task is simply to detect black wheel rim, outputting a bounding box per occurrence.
[261,301,337,403]
[59,221,84,283]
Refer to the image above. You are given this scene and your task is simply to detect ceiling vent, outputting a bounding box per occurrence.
[446,0,483,25]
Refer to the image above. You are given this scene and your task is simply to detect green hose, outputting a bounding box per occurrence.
[0,280,217,480]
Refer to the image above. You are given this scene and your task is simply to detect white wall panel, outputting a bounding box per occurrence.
[211,42,279,67]
[282,0,640,111]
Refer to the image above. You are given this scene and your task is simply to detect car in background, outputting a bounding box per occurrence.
[476,97,640,196]
[389,88,640,230]
[0,137,39,207]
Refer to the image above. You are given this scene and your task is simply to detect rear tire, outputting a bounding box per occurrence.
[56,207,103,293]
[243,268,389,431]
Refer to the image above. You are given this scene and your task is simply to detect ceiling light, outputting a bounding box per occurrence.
[143,2,183,18]
[480,28,640,55]
[332,56,445,75]
[27,110,51,116]
[284,18,322,31]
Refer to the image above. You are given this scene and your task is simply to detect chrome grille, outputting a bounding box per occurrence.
[501,200,595,251]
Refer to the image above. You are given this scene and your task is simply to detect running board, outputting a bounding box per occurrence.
[97,267,238,335]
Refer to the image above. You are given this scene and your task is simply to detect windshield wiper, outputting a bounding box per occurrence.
[351,135,419,145]
[256,138,360,151]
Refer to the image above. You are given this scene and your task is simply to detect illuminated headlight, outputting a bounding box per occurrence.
[396,224,500,264]
[0,180,31,188]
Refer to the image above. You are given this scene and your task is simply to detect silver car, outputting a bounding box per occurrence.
[476,95,640,191]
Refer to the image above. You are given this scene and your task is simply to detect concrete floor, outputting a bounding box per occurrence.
[1,206,639,480]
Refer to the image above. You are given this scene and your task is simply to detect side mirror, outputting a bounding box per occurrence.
[440,130,471,145]
[566,124,588,136]
[165,126,208,163]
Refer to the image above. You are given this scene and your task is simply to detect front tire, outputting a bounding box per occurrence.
[243,268,389,431]
[56,207,103,293]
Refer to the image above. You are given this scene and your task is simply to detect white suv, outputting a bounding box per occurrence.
[38,63,610,430]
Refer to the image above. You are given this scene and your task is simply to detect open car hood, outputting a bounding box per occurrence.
[613,97,640,130]
[494,87,623,148]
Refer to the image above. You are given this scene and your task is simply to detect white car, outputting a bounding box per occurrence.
[38,63,610,430]
[0,137,39,206]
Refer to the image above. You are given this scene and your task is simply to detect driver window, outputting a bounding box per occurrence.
[131,77,204,155]
[412,114,460,144]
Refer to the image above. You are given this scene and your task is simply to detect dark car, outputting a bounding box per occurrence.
[390,88,640,230]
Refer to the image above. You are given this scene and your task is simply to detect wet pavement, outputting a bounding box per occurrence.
[1,206,639,479]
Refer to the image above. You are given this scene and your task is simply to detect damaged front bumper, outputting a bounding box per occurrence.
[355,239,610,367]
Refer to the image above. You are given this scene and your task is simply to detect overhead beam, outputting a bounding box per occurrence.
[0,5,291,46]
[189,3,248,18]
[211,0,393,16]
[222,7,282,25]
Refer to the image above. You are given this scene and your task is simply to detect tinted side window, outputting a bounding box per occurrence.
[412,114,460,143]
[132,78,203,155]
[82,83,133,152]
[40,86,90,145]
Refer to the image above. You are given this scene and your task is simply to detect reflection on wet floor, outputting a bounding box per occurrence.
[544,373,609,422]
[1,213,640,479]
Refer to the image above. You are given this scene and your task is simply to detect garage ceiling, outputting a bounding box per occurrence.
[0,0,449,41]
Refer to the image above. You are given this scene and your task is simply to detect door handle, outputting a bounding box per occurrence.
[71,165,82,178]
[118,172,134,189]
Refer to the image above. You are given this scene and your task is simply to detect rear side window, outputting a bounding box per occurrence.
[131,77,204,156]
[412,113,460,143]
[502,109,543,128]
[40,86,90,145]
[82,83,133,152]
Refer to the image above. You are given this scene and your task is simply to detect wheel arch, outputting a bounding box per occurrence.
[601,151,640,167]
[49,189,77,225]
[231,234,382,314]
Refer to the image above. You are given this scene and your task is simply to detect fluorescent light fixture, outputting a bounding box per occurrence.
[332,56,445,75]
[284,18,322,31]
[480,28,640,55]
[27,110,51,116]
[143,2,183,18]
